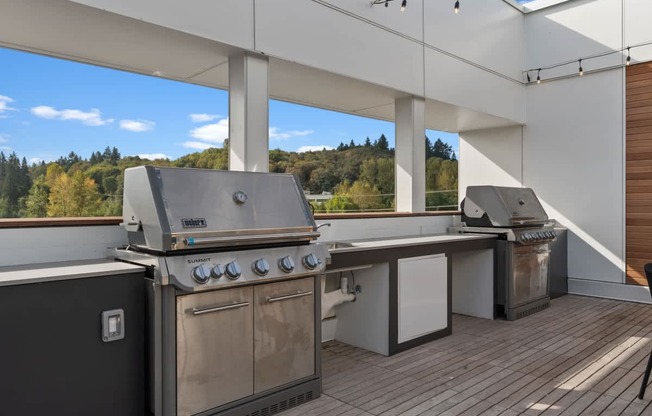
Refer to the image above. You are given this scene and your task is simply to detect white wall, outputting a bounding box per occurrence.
[0,225,127,267]
[0,216,454,267]
[524,0,627,286]
[458,126,524,194]
[524,71,624,283]
[69,0,255,50]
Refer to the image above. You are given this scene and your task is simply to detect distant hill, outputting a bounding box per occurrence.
[0,135,457,218]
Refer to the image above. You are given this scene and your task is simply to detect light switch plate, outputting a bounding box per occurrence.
[101,309,125,342]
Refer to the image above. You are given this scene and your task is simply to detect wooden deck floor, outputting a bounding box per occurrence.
[287,295,652,416]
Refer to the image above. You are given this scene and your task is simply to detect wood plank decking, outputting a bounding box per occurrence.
[287,295,652,416]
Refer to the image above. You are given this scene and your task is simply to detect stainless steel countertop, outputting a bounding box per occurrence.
[322,233,497,254]
[0,259,145,287]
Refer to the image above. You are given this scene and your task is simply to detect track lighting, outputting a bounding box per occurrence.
[627,47,631,66]
[370,0,406,11]
[578,59,583,76]
[454,0,460,14]
[537,69,541,84]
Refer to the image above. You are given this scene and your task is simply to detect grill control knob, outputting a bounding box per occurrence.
[279,256,295,273]
[211,264,224,279]
[253,258,270,276]
[302,253,321,270]
[191,264,211,284]
[225,261,242,280]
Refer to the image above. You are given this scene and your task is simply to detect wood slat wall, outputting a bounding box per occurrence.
[626,63,652,285]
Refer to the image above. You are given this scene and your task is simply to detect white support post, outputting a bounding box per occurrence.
[395,96,426,213]
[228,52,269,172]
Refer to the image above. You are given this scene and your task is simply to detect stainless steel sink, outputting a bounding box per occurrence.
[325,241,355,250]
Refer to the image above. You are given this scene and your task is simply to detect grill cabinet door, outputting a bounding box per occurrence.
[254,277,315,394]
[176,287,254,416]
[512,244,550,306]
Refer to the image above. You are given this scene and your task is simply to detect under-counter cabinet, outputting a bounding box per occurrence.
[326,234,496,355]
[174,277,316,416]
[176,286,255,416]
[398,254,447,343]
[0,260,145,416]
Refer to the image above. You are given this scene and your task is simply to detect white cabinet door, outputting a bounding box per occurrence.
[398,254,447,343]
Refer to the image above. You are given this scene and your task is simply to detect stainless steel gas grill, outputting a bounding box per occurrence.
[450,186,556,321]
[109,166,328,416]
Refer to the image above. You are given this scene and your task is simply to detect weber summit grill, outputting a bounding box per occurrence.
[109,166,327,416]
[451,186,556,320]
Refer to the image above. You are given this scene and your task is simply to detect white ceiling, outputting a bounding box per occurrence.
[0,0,519,133]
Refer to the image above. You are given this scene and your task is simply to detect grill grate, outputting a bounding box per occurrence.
[246,391,314,416]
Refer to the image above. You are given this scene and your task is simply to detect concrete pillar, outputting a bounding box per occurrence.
[395,96,426,212]
[228,52,269,172]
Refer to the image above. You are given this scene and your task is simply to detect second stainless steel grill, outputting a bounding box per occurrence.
[110,166,327,416]
[451,185,556,320]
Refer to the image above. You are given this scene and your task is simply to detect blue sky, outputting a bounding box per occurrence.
[0,47,458,164]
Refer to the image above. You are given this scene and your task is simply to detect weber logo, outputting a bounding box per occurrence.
[181,218,207,228]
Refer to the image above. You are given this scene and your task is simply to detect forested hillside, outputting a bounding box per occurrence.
[0,135,458,218]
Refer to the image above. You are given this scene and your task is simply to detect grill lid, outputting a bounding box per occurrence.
[122,166,318,252]
[461,186,549,227]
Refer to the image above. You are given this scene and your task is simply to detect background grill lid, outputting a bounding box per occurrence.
[122,166,318,252]
[461,185,549,227]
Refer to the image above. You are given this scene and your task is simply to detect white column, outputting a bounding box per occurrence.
[228,52,269,172]
[395,96,426,213]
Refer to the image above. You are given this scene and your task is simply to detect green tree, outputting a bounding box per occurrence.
[47,171,101,217]
[432,139,453,160]
[348,180,384,211]
[375,134,390,151]
[22,176,49,217]
[360,157,394,206]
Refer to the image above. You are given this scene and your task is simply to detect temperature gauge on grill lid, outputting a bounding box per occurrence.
[225,261,242,280]
[191,264,211,284]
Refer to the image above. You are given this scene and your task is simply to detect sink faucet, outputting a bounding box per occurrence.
[316,223,331,230]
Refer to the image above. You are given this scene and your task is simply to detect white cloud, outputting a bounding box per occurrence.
[0,95,16,114]
[190,113,221,123]
[120,119,155,132]
[31,105,114,126]
[269,128,314,140]
[182,141,215,150]
[189,118,229,143]
[28,157,43,165]
[296,145,334,153]
[136,153,170,160]
[0,146,12,152]
[0,134,8,143]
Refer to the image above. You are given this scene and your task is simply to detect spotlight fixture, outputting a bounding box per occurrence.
[526,72,531,83]
[579,59,583,76]
[454,0,460,14]
[370,0,406,10]
[626,47,631,66]
[537,69,541,84]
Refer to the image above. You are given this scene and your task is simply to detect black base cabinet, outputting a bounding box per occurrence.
[0,270,145,416]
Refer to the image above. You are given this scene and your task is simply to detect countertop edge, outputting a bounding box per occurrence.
[0,259,146,287]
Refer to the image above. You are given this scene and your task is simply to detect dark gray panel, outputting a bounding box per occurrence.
[0,272,145,416]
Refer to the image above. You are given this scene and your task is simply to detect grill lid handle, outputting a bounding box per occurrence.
[120,220,142,232]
